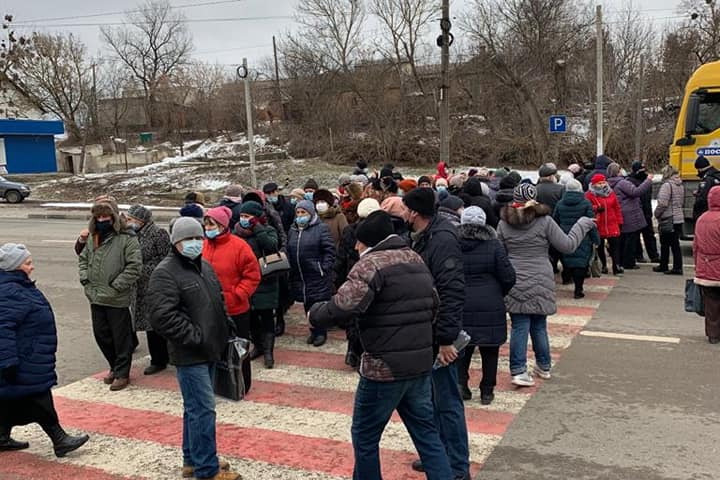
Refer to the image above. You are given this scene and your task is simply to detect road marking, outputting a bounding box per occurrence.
[580,330,681,344]
[41,240,76,244]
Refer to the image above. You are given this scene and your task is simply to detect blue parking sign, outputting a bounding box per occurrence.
[549,115,567,133]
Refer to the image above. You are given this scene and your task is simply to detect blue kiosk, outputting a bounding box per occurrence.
[0,119,65,174]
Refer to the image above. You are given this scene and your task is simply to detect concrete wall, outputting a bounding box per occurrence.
[56,145,173,173]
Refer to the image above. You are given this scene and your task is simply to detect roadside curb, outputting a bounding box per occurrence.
[25,214,176,222]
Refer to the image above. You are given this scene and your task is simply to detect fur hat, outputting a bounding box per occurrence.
[0,243,31,271]
[205,206,233,229]
[184,191,206,205]
[357,198,381,219]
[171,217,204,245]
[513,183,537,203]
[356,211,394,248]
[313,189,336,206]
[403,187,436,217]
[127,204,152,224]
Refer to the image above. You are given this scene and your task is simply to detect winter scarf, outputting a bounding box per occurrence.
[590,183,612,198]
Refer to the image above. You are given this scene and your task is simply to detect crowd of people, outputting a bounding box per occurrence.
[2,154,720,480]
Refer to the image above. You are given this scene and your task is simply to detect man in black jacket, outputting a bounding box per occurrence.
[148,218,240,480]
[309,211,452,480]
[403,188,470,480]
[693,155,720,220]
[628,161,659,262]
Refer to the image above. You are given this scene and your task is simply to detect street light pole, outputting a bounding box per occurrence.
[596,5,604,157]
[439,0,451,165]
[238,58,257,188]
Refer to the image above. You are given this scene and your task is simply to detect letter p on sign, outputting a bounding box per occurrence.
[549,115,567,133]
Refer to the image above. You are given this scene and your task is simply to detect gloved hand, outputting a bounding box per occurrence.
[1,365,18,383]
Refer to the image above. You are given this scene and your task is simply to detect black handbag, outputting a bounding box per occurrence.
[213,337,250,401]
[685,279,705,317]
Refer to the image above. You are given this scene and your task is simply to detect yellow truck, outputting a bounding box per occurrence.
[669,60,720,235]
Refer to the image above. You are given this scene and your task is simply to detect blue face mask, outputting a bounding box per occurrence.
[181,239,204,259]
[239,218,252,229]
[268,196,279,204]
[304,192,314,201]
[205,228,220,239]
[437,186,447,193]
[296,215,311,226]
[290,198,298,206]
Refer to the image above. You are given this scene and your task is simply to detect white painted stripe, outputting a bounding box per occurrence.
[12,426,346,480]
[41,239,77,244]
[547,314,591,326]
[580,330,681,344]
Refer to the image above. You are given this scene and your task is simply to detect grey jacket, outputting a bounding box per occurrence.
[498,202,595,315]
[654,176,684,225]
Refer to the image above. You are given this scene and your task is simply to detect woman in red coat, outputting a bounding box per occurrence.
[585,174,624,275]
[202,206,261,391]
[693,186,720,343]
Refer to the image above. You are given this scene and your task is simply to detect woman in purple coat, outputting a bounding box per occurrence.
[605,162,653,270]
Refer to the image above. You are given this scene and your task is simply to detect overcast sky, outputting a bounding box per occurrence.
[0,0,686,74]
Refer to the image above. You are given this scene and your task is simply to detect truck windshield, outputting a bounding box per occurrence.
[691,92,720,134]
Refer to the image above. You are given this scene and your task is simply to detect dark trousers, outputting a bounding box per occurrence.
[598,237,622,273]
[230,313,252,393]
[305,301,327,337]
[351,375,452,480]
[147,330,169,367]
[0,390,59,429]
[250,309,275,335]
[91,304,133,378]
[620,231,641,269]
[549,246,561,273]
[457,345,500,393]
[659,224,683,271]
[635,222,659,261]
[569,267,586,295]
[702,286,720,340]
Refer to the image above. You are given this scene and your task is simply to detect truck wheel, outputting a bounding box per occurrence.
[5,190,22,203]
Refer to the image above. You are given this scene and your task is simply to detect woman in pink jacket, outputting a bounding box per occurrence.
[693,186,720,344]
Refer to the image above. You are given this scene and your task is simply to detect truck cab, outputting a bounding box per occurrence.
[669,61,720,235]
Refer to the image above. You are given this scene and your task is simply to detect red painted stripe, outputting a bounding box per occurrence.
[556,289,608,301]
[96,368,515,436]
[0,451,142,480]
[556,306,596,316]
[52,396,479,479]
[583,277,618,286]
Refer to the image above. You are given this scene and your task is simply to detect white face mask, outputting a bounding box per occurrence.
[316,201,329,214]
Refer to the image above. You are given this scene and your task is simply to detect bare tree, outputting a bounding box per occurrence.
[18,33,90,141]
[185,61,227,137]
[678,0,720,64]
[102,0,193,129]
[0,15,31,82]
[98,60,133,138]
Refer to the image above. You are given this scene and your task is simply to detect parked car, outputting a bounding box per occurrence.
[0,175,31,203]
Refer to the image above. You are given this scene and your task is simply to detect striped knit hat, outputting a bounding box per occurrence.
[513,183,537,203]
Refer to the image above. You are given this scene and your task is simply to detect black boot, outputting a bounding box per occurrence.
[274,311,285,337]
[263,332,275,369]
[42,423,89,457]
[0,426,29,451]
[480,387,495,406]
[460,382,472,401]
[249,329,264,361]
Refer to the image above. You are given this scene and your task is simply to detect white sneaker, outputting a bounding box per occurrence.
[511,372,535,387]
[534,366,551,380]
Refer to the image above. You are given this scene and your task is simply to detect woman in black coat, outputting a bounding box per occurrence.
[456,208,516,405]
[0,243,89,456]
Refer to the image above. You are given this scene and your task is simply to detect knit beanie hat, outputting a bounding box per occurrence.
[403,187,437,217]
[380,196,409,219]
[304,178,319,190]
[565,179,583,193]
[357,198,381,219]
[240,200,264,218]
[461,206,487,226]
[606,162,621,178]
[440,195,464,211]
[184,191,206,205]
[289,188,305,202]
[179,203,204,219]
[417,175,433,186]
[590,173,606,185]
[170,217,204,245]
[127,204,152,223]
[398,179,417,194]
[494,168,509,178]
[539,162,558,177]
[695,155,711,171]
[338,174,352,187]
[559,172,574,186]
[356,211,394,248]
[631,161,645,174]
[0,243,31,271]
[225,184,244,198]
[262,182,279,194]
[507,171,522,185]
[296,199,316,216]
[513,183,537,203]
[205,206,232,229]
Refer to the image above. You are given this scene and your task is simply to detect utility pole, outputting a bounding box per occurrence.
[634,56,645,162]
[595,5,604,157]
[439,0,451,165]
[273,35,284,120]
[91,63,99,139]
[239,58,257,188]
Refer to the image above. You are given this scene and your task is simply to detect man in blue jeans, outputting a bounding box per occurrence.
[148,218,240,480]
[309,211,453,479]
[404,189,471,480]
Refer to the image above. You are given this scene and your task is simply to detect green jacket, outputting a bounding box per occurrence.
[79,232,142,308]
[237,223,280,311]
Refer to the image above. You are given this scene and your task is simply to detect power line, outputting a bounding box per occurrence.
[13,0,249,24]
[18,16,294,29]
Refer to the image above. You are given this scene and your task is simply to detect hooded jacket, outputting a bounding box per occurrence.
[654,176,684,225]
[411,215,465,345]
[583,155,612,190]
[202,232,261,316]
[0,271,58,398]
[694,187,720,286]
[218,196,243,230]
[536,179,565,211]
[148,250,230,366]
[607,176,652,233]
[319,206,349,249]
[459,224,515,347]
[498,202,594,315]
[243,191,288,250]
[310,235,437,382]
[553,191,600,269]
[78,206,142,308]
[693,166,720,220]
[585,188,623,238]
[287,215,336,304]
